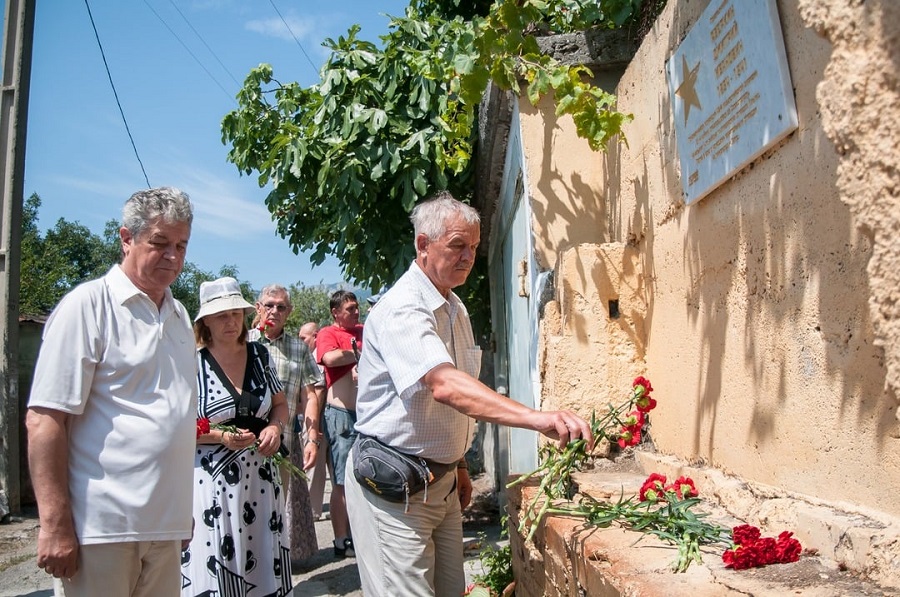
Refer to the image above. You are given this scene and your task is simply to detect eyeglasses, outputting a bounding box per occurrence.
[261,303,288,312]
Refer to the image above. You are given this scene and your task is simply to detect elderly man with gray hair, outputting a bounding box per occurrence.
[248,284,324,564]
[346,191,594,596]
[26,187,196,596]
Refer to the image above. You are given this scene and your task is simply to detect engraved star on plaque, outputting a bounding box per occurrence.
[675,54,703,125]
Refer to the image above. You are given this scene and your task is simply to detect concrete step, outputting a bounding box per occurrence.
[507,470,897,596]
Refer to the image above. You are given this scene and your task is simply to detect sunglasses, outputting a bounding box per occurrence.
[261,303,288,312]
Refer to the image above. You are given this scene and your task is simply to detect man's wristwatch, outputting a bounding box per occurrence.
[306,437,321,447]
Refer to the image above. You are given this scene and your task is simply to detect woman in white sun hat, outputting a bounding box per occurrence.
[181,277,293,597]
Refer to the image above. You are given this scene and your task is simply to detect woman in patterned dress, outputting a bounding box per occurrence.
[181,277,293,597]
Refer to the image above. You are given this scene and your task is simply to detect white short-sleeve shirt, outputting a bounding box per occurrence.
[354,262,482,463]
[28,265,198,544]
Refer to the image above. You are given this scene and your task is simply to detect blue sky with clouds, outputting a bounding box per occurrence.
[17,0,409,290]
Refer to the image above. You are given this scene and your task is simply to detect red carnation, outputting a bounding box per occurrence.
[754,536,777,561]
[196,417,211,438]
[774,531,802,563]
[622,409,645,430]
[639,473,668,503]
[257,319,275,333]
[633,376,653,395]
[732,524,761,547]
[724,525,802,569]
[635,394,657,413]
[666,476,698,499]
[723,545,757,570]
[617,428,641,449]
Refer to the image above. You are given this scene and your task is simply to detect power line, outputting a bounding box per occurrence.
[142,0,236,103]
[267,0,319,77]
[164,0,243,90]
[83,0,152,188]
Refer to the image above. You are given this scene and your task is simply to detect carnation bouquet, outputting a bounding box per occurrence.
[196,417,306,481]
[508,377,801,573]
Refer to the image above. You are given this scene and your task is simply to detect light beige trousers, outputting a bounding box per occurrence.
[345,450,465,597]
[54,539,181,597]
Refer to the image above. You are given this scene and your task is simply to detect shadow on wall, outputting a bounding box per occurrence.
[523,88,624,349]
[604,0,893,476]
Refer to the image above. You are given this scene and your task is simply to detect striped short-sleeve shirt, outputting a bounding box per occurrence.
[354,262,482,464]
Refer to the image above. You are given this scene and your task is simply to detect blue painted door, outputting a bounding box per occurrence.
[499,174,538,473]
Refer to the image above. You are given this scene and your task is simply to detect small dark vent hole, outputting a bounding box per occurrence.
[608,300,620,319]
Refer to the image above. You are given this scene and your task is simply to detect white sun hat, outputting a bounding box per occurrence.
[194,277,255,322]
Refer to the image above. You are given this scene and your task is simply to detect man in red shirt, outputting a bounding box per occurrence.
[316,290,364,557]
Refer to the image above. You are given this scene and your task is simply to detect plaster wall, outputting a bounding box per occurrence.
[518,93,609,273]
[517,85,650,417]
[520,0,900,520]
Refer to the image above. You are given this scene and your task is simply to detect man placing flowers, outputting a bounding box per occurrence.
[345,193,594,596]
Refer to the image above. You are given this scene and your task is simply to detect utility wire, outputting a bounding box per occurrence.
[83,0,152,188]
[164,0,243,89]
[142,0,236,103]
[267,0,319,76]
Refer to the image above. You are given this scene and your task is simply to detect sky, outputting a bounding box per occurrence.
[13,0,409,290]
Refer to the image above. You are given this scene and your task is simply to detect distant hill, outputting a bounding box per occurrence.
[309,282,373,304]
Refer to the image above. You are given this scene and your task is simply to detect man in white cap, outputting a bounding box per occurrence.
[26,187,196,597]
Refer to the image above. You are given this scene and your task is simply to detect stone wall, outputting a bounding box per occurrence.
[513,0,900,585]
[795,0,900,419]
[524,0,899,518]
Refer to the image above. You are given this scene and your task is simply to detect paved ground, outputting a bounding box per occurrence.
[0,474,504,596]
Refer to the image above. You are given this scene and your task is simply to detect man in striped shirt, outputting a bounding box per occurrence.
[346,191,594,596]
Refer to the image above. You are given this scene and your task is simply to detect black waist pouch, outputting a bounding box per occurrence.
[352,435,443,509]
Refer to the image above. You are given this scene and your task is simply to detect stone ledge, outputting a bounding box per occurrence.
[507,463,898,596]
[635,452,900,590]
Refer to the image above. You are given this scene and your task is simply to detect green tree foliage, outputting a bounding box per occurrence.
[18,193,253,320]
[412,0,494,20]
[19,194,120,316]
[223,21,469,294]
[19,194,52,316]
[222,0,643,334]
[284,283,333,332]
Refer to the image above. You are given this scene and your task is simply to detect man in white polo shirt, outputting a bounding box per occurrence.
[26,187,196,597]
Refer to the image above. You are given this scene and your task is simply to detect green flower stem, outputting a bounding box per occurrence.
[506,383,731,572]
[546,493,729,572]
[509,396,638,536]
[212,423,307,481]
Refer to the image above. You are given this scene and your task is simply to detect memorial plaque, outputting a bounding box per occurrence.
[666,0,798,204]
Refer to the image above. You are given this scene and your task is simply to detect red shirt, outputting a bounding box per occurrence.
[316,324,364,388]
